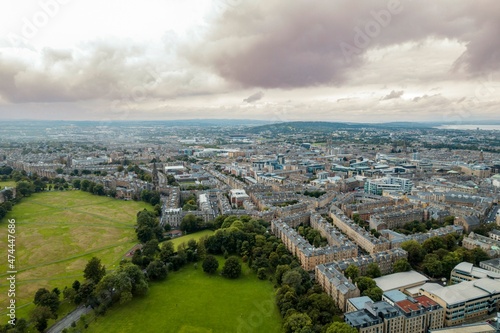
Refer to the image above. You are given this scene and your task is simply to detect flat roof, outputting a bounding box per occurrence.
[383,290,408,303]
[348,296,373,311]
[429,323,495,333]
[374,271,429,292]
[422,278,500,305]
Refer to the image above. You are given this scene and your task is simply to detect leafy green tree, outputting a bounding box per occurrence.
[257,267,267,280]
[202,255,219,274]
[401,240,426,266]
[33,288,60,314]
[30,306,55,332]
[142,239,160,258]
[283,312,313,333]
[282,270,303,290]
[72,179,81,189]
[362,287,383,301]
[344,264,359,281]
[160,241,175,263]
[356,277,376,293]
[422,254,443,278]
[366,263,381,278]
[472,247,490,266]
[393,258,412,273]
[423,236,445,253]
[84,257,106,284]
[326,322,358,333]
[16,181,34,197]
[221,256,242,279]
[275,264,291,285]
[146,260,168,281]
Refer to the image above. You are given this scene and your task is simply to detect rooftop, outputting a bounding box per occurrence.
[421,278,500,305]
[374,270,429,292]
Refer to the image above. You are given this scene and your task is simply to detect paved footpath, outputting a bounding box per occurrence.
[46,305,92,333]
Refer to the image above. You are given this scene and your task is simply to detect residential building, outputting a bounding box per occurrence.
[315,263,360,311]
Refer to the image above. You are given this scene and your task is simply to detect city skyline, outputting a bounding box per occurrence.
[0,0,499,122]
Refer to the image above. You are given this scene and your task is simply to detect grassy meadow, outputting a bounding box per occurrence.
[0,190,151,322]
[84,257,282,333]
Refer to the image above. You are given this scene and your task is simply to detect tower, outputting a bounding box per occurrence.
[152,162,159,191]
[479,150,484,163]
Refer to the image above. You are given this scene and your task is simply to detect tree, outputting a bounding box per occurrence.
[423,236,445,253]
[257,267,267,280]
[84,257,106,284]
[221,256,242,279]
[34,288,60,314]
[362,287,383,301]
[180,214,204,233]
[202,255,219,274]
[326,322,358,333]
[146,260,168,281]
[344,264,359,281]
[142,239,160,258]
[30,306,55,332]
[283,312,313,333]
[16,181,34,197]
[393,258,412,273]
[401,240,426,267]
[282,270,303,291]
[275,264,291,285]
[366,263,381,278]
[422,254,443,278]
[159,241,175,263]
[356,277,376,293]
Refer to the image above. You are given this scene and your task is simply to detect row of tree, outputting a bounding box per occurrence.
[402,233,490,278]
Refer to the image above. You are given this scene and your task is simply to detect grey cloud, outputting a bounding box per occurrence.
[0,40,227,103]
[381,90,404,100]
[243,91,264,103]
[184,0,500,89]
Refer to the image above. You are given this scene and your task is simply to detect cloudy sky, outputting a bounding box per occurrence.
[0,0,499,123]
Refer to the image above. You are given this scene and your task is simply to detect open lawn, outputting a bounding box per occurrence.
[0,190,151,323]
[84,257,282,333]
[0,180,16,190]
[168,229,215,250]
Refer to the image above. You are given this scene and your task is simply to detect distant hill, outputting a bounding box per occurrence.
[244,121,435,133]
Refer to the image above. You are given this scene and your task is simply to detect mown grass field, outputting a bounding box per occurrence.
[84,257,282,333]
[0,190,151,323]
[169,229,215,250]
[0,180,16,190]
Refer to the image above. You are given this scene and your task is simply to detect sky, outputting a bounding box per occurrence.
[0,0,499,123]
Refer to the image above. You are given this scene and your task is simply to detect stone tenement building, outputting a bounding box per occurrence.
[271,219,358,271]
[315,263,360,312]
[332,248,408,276]
[369,208,424,231]
[330,206,391,254]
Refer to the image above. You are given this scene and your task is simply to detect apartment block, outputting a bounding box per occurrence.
[315,263,360,312]
[330,206,390,254]
[271,219,357,271]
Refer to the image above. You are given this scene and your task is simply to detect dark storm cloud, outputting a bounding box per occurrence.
[243,91,264,103]
[185,0,500,89]
[381,90,404,100]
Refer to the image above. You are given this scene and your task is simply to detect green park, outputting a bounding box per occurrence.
[0,189,151,322]
[83,257,282,333]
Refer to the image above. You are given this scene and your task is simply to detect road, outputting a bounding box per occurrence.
[487,205,499,223]
[46,305,92,333]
